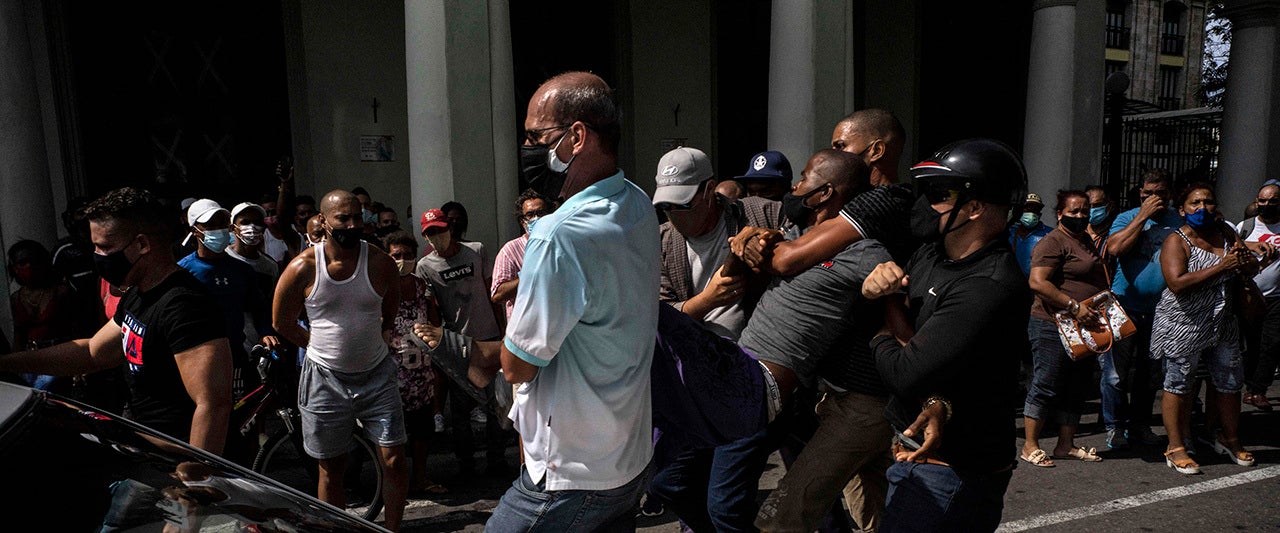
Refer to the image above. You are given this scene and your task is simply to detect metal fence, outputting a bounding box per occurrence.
[1101,106,1222,209]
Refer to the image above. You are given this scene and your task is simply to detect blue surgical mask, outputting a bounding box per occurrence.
[1019,212,1041,228]
[1089,206,1108,226]
[362,209,376,225]
[200,228,232,253]
[1184,208,1213,229]
[524,216,540,233]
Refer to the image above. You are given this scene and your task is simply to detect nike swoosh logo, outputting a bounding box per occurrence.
[928,287,937,296]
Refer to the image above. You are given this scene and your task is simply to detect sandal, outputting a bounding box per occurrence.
[1052,446,1102,462]
[1020,448,1055,468]
[1164,447,1201,475]
[1244,393,1273,412]
[1212,439,1256,467]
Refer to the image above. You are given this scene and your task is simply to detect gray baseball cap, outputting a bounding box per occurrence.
[652,146,714,207]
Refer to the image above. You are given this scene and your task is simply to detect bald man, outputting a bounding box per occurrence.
[272,190,409,530]
[473,71,660,532]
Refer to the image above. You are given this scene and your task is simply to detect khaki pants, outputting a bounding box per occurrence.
[756,391,893,533]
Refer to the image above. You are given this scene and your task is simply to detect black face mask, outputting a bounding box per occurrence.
[781,185,829,230]
[94,248,135,287]
[329,227,363,249]
[1259,204,1280,221]
[520,144,567,201]
[1059,215,1089,234]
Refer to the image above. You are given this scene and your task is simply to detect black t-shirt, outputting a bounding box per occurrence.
[840,183,918,264]
[114,270,226,440]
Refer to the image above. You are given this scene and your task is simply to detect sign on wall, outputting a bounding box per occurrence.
[360,135,395,162]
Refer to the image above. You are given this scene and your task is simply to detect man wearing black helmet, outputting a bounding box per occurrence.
[861,139,1032,532]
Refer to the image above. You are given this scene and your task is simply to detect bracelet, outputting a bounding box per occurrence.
[1067,299,1080,314]
[923,395,953,424]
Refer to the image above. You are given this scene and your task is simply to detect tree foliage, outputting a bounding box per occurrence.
[1200,2,1230,108]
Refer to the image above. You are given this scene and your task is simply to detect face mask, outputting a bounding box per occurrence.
[362,209,376,225]
[425,231,452,254]
[910,194,959,243]
[1089,206,1108,226]
[94,247,135,287]
[547,130,575,173]
[307,237,324,248]
[1019,212,1041,228]
[1184,208,1213,229]
[520,130,575,200]
[1258,204,1280,220]
[236,224,264,246]
[396,259,415,276]
[781,185,830,230]
[1060,215,1089,234]
[199,228,231,254]
[328,226,363,249]
[263,215,279,227]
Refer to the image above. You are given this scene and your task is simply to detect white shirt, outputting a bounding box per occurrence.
[1237,217,1280,296]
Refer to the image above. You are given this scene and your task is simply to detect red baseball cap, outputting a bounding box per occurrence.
[420,208,450,234]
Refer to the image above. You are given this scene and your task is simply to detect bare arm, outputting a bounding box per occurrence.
[175,338,233,455]
[1161,230,1243,294]
[368,251,400,343]
[272,252,313,349]
[491,278,519,305]
[0,320,124,375]
[499,342,539,384]
[1106,195,1163,257]
[766,217,863,276]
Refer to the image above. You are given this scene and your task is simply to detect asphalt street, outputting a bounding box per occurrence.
[394,381,1280,532]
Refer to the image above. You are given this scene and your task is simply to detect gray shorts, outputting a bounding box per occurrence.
[298,355,407,459]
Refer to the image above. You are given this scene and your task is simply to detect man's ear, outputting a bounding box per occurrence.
[136,233,153,255]
[964,199,988,221]
[569,121,589,155]
[866,139,886,164]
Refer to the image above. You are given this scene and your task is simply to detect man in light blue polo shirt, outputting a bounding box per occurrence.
[1102,169,1182,447]
[484,72,660,532]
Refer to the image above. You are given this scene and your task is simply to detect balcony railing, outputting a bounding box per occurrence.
[1161,33,1185,55]
[1158,97,1182,110]
[1106,25,1131,49]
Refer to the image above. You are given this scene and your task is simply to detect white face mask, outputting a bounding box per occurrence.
[235,224,264,246]
[523,216,540,233]
[547,131,575,173]
[395,259,415,276]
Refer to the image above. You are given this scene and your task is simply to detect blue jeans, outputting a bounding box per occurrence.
[1103,312,1158,432]
[649,425,778,532]
[485,462,653,533]
[1098,351,1122,429]
[881,462,1012,533]
[1023,316,1094,426]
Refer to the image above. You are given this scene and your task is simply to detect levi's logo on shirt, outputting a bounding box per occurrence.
[439,264,474,282]
[1257,233,1280,246]
[121,311,147,372]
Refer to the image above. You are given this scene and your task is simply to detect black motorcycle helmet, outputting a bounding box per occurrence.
[909,138,1028,211]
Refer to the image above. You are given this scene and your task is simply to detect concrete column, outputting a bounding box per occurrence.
[1219,0,1280,217]
[1023,0,1078,202]
[405,0,515,253]
[488,0,519,246]
[0,0,58,250]
[405,0,456,248]
[767,2,816,174]
[1071,0,1106,190]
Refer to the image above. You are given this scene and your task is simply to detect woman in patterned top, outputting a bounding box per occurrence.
[1152,183,1259,475]
[385,231,447,494]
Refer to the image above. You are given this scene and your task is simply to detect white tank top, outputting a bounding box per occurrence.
[263,229,289,263]
[304,242,387,372]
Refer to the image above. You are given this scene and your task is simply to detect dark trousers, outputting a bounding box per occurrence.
[1106,312,1159,431]
[1243,296,1280,394]
[448,379,504,468]
[881,463,1012,533]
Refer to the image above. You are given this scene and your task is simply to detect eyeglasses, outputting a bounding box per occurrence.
[521,209,551,220]
[523,124,570,145]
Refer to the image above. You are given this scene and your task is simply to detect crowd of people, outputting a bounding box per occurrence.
[0,70,1276,533]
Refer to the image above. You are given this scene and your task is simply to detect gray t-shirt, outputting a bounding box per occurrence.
[416,245,502,341]
[686,217,747,339]
[739,237,892,388]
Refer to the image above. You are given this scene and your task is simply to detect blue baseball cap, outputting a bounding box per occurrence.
[733,150,792,182]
